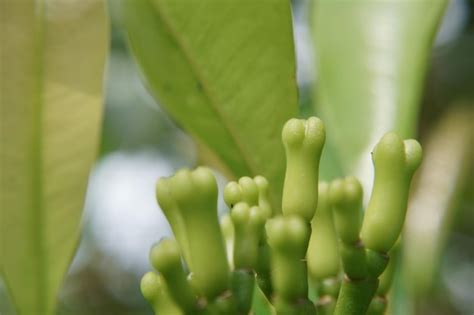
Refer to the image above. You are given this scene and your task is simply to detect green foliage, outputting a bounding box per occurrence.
[312,0,447,175]
[403,107,473,295]
[121,0,298,209]
[0,1,108,314]
[1,0,457,313]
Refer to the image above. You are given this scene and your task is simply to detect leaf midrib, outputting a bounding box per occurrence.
[32,0,47,312]
[151,0,260,179]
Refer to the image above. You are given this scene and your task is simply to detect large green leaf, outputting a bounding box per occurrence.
[0,1,108,314]
[121,0,298,208]
[312,0,446,184]
[403,106,472,296]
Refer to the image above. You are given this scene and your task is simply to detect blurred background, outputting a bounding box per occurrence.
[1,0,472,314]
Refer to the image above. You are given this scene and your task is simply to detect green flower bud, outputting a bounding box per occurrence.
[149,239,196,312]
[361,133,422,253]
[254,175,272,218]
[266,216,310,301]
[329,176,363,245]
[282,117,325,221]
[156,167,230,299]
[307,182,340,281]
[231,202,266,269]
[224,175,272,218]
[231,270,256,315]
[140,272,182,315]
[329,178,367,280]
[141,272,161,306]
[238,176,259,205]
[266,215,310,257]
[220,213,234,268]
[223,181,242,208]
[224,176,259,208]
[156,178,192,269]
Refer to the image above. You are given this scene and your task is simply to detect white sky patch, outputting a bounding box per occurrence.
[293,0,316,86]
[83,151,174,276]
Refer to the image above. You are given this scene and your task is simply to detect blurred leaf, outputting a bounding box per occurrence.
[121,0,298,208]
[0,1,108,314]
[299,89,343,180]
[311,0,447,186]
[403,105,473,296]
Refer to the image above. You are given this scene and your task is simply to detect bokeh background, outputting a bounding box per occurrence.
[1,0,472,314]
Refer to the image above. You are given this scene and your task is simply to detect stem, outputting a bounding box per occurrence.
[366,249,389,278]
[266,216,313,314]
[274,297,316,315]
[339,240,368,280]
[333,276,378,315]
[367,245,397,315]
[256,240,273,298]
[231,269,255,315]
[330,177,379,314]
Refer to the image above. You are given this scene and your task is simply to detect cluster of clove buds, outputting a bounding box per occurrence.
[141,117,422,315]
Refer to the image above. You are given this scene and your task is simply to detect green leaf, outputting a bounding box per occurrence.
[311,0,446,181]
[121,0,298,208]
[0,1,109,314]
[403,106,473,296]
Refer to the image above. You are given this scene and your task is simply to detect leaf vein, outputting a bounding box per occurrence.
[152,0,260,178]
